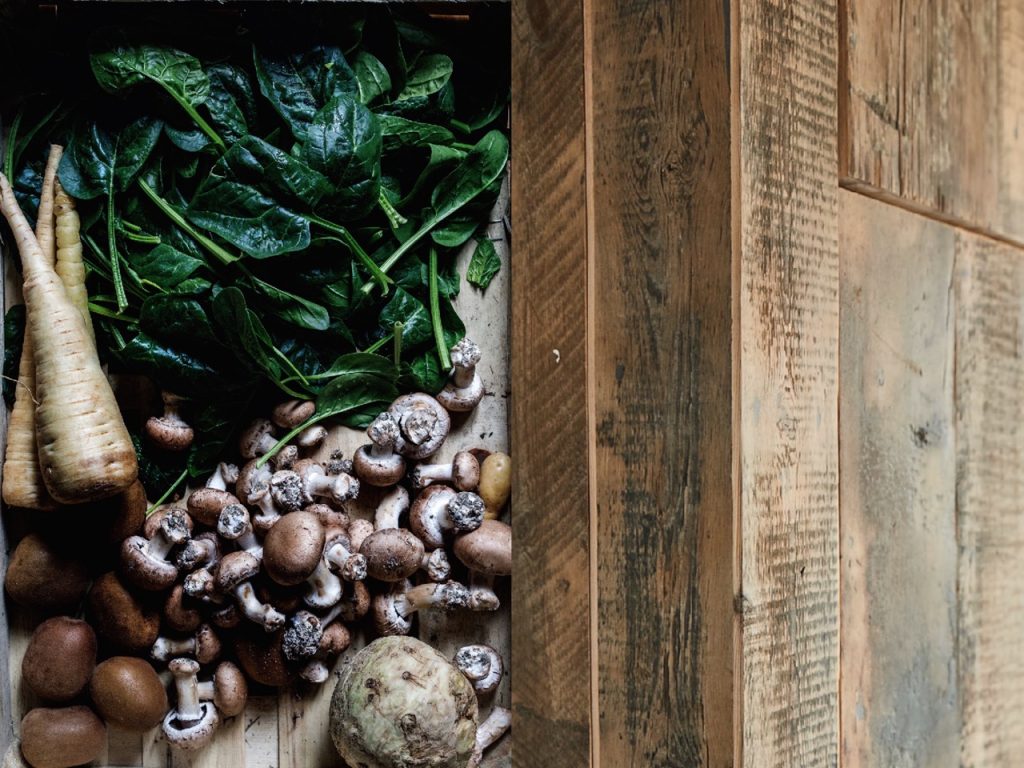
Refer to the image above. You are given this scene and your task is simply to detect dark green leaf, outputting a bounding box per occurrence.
[112,331,232,396]
[59,117,162,199]
[431,216,478,248]
[211,287,282,380]
[140,294,220,347]
[353,52,391,105]
[466,237,501,289]
[127,244,204,290]
[132,431,188,500]
[378,115,454,152]
[400,351,447,394]
[91,43,210,105]
[379,287,431,346]
[249,276,330,331]
[397,53,452,100]
[3,306,26,408]
[205,63,257,144]
[312,353,398,427]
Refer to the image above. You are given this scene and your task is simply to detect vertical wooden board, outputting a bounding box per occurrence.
[510,0,591,764]
[738,0,839,765]
[955,235,1024,768]
[587,0,733,764]
[839,192,958,768]
[998,0,1024,240]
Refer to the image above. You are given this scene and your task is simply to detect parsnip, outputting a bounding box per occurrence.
[2,145,61,510]
[0,163,137,503]
[53,179,94,341]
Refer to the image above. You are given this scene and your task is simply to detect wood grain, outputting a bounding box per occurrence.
[585,0,733,764]
[510,0,592,764]
[954,235,1024,768]
[737,0,840,765]
[841,0,1024,242]
[839,192,958,768]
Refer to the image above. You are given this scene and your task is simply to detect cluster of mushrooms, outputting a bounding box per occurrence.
[5,337,512,768]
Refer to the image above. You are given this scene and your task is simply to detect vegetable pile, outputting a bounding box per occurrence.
[1,6,510,502]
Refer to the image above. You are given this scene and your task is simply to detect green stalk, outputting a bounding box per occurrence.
[3,108,22,182]
[309,217,391,292]
[106,187,128,312]
[392,321,404,367]
[428,248,451,370]
[378,190,408,228]
[257,415,321,468]
[145,468,190,517]
[359,333,393,356]
[88,303,139,323]
[118,221,161,244]
[146,75,226,151]
[138,179,237,265]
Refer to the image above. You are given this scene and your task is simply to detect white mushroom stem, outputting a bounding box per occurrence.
[468,573,500,612]
[183,568,223,604]
[412,462,457,486]
[234,582,285,630]
[172,663,202,724]
[250,492,282,531]
[195,680,216,700]
[368,413,400,455]
[450,338,481,389]
[300,659,330,684]
[177,537,218,571]
[374,485,410,530]
[305,558,343,608]
[153,636,196,661]
[205,462,239,491]
[476,706,511,753]
[218,506,263,558]
[325,540,367,581]
[145,514,189,561]
[394,581,469,619]
[305,470,359,503]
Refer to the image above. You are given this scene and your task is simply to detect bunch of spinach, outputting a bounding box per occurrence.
[1,6,509,501]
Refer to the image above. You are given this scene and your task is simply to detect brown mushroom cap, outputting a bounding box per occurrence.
[101,479,148,544]
[146,413,194,452]
[262,511,325,586]
[5,534,89,613]
[164,584,203,634]
[235,630,292,687]
[22,617,96,703]
[143,505,193,541]
[453,519,512,576]
[272,399,316,429]
[215,551,261,592]
[239,418,276,459]
[87,572,161,653]
[212,661,248,717]
[20,706,106,768]
[335,581,371,622]
[308,502,349,531]
[360,528,425,582]
[186,488,240,527]
[90,657,168,731]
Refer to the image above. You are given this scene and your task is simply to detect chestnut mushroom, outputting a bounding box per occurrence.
[261,510,325,585]
[186,487,240,528]
[334,580,371,623]
[272,399,315,429]
[22,617,96,703]
[146,391,194,451]
[5,533,89,613]
[120,505,192,591]
[352,412,406,487]
[454,519,511,576]
[347,517,374,552]
[204,461,239,492]
[387,392,451,460]
[421,548,452,582]
[197,661,248,717]
[469,706,513,768]
[409,450,481,491]
[359,485,425,582]
[308,502,350,532]
[152,623,222,665]
[87,572,160,653]
[217,503,263,558]
[90,656,168,731]
[163,658,220,750]
[372,580,470,636]
[268,469,306,513]
[323,528,368,582]
[454,644,504,697]
[299,621,352,684]
[436,337,485,413]
[239,418,277,460]
[235,629,292,687]
[409,486,485,550]
[20,706,105,768]
[176,531,221,573]
[164,584,203,634]
[294,460,360,506]
[216,551,285,631]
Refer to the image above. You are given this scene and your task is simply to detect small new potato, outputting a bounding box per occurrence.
[478,452,510,519]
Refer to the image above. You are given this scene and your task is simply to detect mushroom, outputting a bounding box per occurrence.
[420,548,452,582]
[210,602,241,630]
[182,567,223,606]
[5,533,89,613]
[372,580,470,636]
[176,531,221,573]
[348,517,374,552]
[196,661,248,717]
[308,502,350,532]
[281,610,324,663]
[152,623,222,665]
[163,658,220,750]
[334,580,371,623]
[323,528,368,582]
[359,485,425,582]
[146,391,194,451]
[454,519,511,576]
[294,460,360,506]
[217,503,263,558]
[388,393,451,460]
[436,337,485,412]
[20,706,105,768]
[256,580,306,615]
[205,462,239,492]
[478,452,511,519]
[326,450,354,476]
[164,584,202,634]
[298,621,352,684]
[295,424,328,451]
[272,399,315,429]
[352,412,406,487]
[268,469,306,512]
[239,418,277,459]
[216,551,285,631]
[453,644,504,697]
[469,706,513,767]
[261,510,325,585]
[467,574,501,612]
[22,617,96,703]
[235,629,291,687]
[235,458,272,507]
[120,505,192,591]
[409,486,486,550]
[90,656,168,731]
[186,487,240,528]
[409,451,481,491]
[87,572,160,653]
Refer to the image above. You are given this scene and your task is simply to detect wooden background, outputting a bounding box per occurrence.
[513,0,1024,765]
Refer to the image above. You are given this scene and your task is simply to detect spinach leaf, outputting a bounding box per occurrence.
[353,52,391,105]
[132,431,188,500]
[308,353,398,427]
[112,332,232,396]
[248,276,330,331]
[211,287,283,380]
[466,237,501,289]
[431,216,478,248]
[379,287,431,346]
[126,244,204,290]
[397,53,453,100]
[378,115,454,152]
[400,350,447,394]
[254,45,358,141]
[3,306,26,408]
[59,117,163,199]
[140,294,220,347]
[205,63,257,144]
[187,398,253,476]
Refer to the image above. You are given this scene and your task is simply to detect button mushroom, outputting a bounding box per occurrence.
[421,548,452,582]
[372,579,470,636]
[87,572,160,653]
[146,391,194,451]
[239,418,277,460]
[204,461,239,492]
[323,528,368,582]
[176,531,221,573]
[5,533,89,613]
[90,656,168,731]
[164,584,203,634]
[309,502,350,532]
[453,520,511,612]
[22,617,96,703]
[235,629,291,687]
[216,551,285,631]
[409,450,481,491]
[334,580,371,623]
[272,399,315,430]
[437,337,484,413]
[262,510,325,585]
[352,412,406,487]
[163,658,220,750]
[268,469,306,512]
[294,460,360,506]
[152,623,222,665]
[469,706,512,768]
[359,485,425,582]
[186,487,240,528]
[388,393,451,460]
[409,486,485,550]
[298,620,352,684]
[453,644,504,697]
[120,505,192,591]
[196,661,248,718]
[217,503,263,558]
[20,706,106,768]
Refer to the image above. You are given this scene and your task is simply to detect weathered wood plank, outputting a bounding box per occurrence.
[510,0,591,763]
[738,0,840,765]
[955,235,1024,768]
[839,191,958,768]
[842,0,1024,241]
[586,0,732,763]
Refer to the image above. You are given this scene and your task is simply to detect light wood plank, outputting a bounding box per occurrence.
[510,0,592,763]
[955,235,1024,767]
[586,0,733,763]
[738,0,840,765]
[839,191,958,768]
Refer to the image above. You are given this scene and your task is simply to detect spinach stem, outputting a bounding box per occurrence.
[145,468,190,517]
[88,303,139,323]
[309,217,391,293]
[147,74,226,151]
[361,333,393,355]
[428,247,451,370]
[392,321,404,367]
[378,190,408,228]
[118,221,161,244]
[267,344,310,388]
[138,179,237,265]
[106,188,129,312]
[256,413,325,468]
[3,108,22,182]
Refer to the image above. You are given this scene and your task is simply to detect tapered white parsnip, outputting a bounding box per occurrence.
[1,145,62,510]
[0,166,137,503]
[53,179,94,341]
